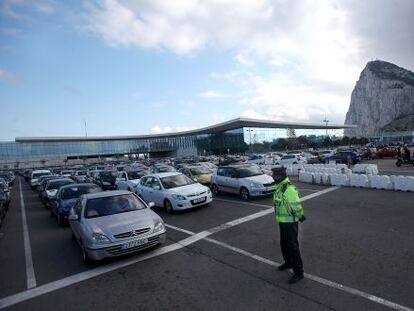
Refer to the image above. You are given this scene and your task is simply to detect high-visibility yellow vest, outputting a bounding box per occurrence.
[273,178,304,223]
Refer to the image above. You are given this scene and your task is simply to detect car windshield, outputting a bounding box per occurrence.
[160,174,195,189]
[33,172,51,179]
[47,180,73,190]
[234,166,263,178]
[84,194,146,218]
[190,167,211,175]
[127,171,146,180]
[61,185,101,200]
[100,171,117,180]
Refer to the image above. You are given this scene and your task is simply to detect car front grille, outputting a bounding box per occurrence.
[187,191,207,197]
[114,227,151,239]
[104,236,160,255]
[263,182,275,187]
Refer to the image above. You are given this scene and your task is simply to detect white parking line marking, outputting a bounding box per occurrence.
[19,178,37,289]
[0,186,339,309]
[0,241,183,309]
[203,237,413,311]
[214,186,340,209]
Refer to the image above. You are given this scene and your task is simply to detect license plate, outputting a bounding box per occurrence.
[122,238,148,250]
[193,197,206,204]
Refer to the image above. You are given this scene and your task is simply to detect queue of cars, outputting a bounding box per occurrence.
[0,171,14,227]
[10,143,389,263]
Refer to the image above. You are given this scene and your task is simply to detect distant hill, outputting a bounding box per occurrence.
[344,60,414,137]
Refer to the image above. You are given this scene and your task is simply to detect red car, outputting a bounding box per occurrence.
[375,148,398,158]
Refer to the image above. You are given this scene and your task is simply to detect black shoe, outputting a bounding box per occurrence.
[278,263,292,271]
[288,274,304,284]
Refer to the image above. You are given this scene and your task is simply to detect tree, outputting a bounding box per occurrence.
[341,136,350,146]
[271,138,288,150]
[323,136,332,147]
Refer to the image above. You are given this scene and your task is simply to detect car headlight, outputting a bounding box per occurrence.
[46,189,58,197]
[172,194,186,200]
[250,183,263,188]
[91,232,111,244]
[153,220,165,233]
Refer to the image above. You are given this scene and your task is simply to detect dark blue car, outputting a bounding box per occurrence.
[327,151,361,164]
[50,183,102,226]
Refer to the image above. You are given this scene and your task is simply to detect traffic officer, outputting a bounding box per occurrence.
[272,167,305,284]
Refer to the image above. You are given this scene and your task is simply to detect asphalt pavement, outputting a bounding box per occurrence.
[0,173,413,311]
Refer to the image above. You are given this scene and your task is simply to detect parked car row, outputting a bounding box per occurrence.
[0,172,13,228]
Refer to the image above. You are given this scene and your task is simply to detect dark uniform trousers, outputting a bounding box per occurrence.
[279,222,304,276]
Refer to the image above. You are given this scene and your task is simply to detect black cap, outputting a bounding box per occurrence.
[271,167,287,177]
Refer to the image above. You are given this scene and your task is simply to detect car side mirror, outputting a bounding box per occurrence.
[68,214,79,221]
[147,202,155,208]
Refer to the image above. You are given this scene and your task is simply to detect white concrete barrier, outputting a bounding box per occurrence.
[299,172,314,184]
[369,175,393,190]
[350,174,370,188]
[393,176,414,192]
[352,164,378,175]
[330,174,349,187]
[314,173,323,184]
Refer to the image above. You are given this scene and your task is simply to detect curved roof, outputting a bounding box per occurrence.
[16,117,356,143]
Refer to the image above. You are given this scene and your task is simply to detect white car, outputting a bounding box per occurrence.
[136,172,213,213]
[116,170,147,191]
[30,170,52,189]
[320,150,336,162]
[276,154,307,166]
[211,164,275,200]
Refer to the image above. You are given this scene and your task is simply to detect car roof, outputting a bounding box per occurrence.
[220,163,257,168]
[82,190,131,200]
[59,183,98,190]
[47,178,73,183]
[150,172,181,178]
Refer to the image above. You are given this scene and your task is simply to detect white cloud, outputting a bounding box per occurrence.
[150,125,192,134]
[0,68,20,83]
[199,90,227,99]
[83,0,414,123]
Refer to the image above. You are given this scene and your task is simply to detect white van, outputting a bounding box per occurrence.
[30,170,52,189]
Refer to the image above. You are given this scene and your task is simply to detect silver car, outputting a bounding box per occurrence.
[68,190,166,263]
[211,164,275,200]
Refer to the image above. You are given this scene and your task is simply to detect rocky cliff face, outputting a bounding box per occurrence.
[344,60,414,137]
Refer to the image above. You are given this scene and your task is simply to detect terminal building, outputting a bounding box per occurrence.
[0,117,355,169]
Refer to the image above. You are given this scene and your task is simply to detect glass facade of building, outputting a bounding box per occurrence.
[0,126,344,161]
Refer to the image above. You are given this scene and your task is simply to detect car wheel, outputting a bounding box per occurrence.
[164,199,174,214]
[211,184,219,195]
[57,214,63,226]
[240,187,250,201]
[81,246,92,265]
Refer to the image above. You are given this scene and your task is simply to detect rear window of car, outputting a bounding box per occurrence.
[61,185,101,200]
[47,180,73,190]
[33,172,51,179]
[161,174,195,189]
[84,194,146,218]
[127,171,146,180]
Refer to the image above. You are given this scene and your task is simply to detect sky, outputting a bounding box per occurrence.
[1,0,413,141]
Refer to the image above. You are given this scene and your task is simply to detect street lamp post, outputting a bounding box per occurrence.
[247,128,253,153]
[323,117,329,137]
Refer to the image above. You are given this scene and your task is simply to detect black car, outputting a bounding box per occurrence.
[328,151,361,164]
[94,171,117,190]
